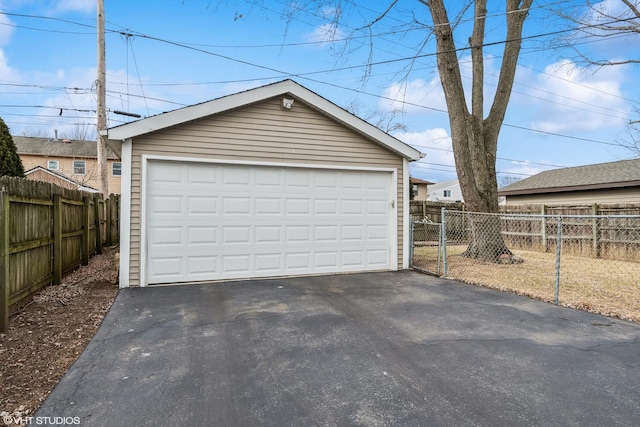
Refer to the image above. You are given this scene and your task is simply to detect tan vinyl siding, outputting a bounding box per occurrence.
[127,96,405,286]
[504,187,640,205]
[20,153,122,194]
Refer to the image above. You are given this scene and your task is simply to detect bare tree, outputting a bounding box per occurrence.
[59,124,93,141]
[557,1,639,157]
[205,0,534,260]
[558,0,640,67]
[424,0,533,260]
[346,99,407,134]
[499,175,522,188]
[619,117,640,156]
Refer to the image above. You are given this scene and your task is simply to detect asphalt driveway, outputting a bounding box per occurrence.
[36,271,640,426]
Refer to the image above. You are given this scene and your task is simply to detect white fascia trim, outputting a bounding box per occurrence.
[390,168,399,270]
[140,156,149,287]
[105,80,422,161]
[118,139,132,288]
[402,158,410,269]
[142,154,398,174]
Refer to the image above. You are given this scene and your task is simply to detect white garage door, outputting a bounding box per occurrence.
[145,160,394,284]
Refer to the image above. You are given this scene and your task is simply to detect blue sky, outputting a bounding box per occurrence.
[1,0,639,184]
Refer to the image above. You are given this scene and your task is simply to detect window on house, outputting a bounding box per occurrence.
[47,160,59,170]
[73,160,86,175]
[412,184,418,193]
[112,162,122,176]
[443,190,452,197]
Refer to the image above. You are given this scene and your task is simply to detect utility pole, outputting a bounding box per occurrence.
[96,0,108,196]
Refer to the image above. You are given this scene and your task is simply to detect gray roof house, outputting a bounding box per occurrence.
[498,158,640,205]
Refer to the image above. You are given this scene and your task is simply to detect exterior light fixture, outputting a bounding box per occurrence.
[282,98,294,109]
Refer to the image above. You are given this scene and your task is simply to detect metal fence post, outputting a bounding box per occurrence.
[555,216,563,304]
[409,220,414,268]
[441,207,448,277]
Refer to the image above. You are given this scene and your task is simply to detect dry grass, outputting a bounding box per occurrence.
[413,246,640,323]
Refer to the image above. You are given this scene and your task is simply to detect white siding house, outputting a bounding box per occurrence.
[427,179,464,202]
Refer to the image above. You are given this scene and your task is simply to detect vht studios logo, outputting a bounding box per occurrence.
[2,415,81,426]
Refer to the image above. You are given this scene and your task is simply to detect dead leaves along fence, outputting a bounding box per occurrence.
[0,177,120,332]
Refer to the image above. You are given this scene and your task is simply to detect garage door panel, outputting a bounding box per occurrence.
[222,255,251,274]
[342,251,364,267]
[255,226,283,244]
[188,256,218,276]
[255,198,282,215]
[286,198,311,215]
[146,161,393,284]
[188,226,218,245]
[286,252,312,270]
[223,226,251,244]
[223,168,251,185]
[151,196,183,214]
[255,253,282,272]
[188,196,218,215]
[150,256,184,279]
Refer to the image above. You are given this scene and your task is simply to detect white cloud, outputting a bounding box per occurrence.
[379,55,502,116]
[525,60,630,133]
[0,11,15,45]
[499,160,546,179]
[380,78,446,114]
[0,49,20,82]
[307,23,345,44]
[54,0,95,13]
[394,128,455,177]
[320,6,340,20]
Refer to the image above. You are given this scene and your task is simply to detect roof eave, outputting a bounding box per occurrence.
[103,80,422,161]
[499,180,640,196]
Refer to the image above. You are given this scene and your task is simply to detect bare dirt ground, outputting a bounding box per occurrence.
[0,247,119,421]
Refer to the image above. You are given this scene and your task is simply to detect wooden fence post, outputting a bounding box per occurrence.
[53,194,62,285]
[105,197,112,246]
[82,197,90,265]
[95,195,103,254]
[541,204,548,253]
[114,194,120,244]
[0,193,10,333]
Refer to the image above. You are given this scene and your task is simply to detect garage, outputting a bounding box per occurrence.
[146,160,395,283]
[103,80,422,287]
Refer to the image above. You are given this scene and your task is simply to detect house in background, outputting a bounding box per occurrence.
[428,179,464,202]
[14,136,122,195]
[25,166,99,193]
[498,158,640,205]
[410,177,434,201]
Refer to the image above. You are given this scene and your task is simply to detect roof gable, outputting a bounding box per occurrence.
[25,166,99,192]
[102,79,422,161]
[427,179,460,191]
[499,158,640,196]
[15,136,118,160]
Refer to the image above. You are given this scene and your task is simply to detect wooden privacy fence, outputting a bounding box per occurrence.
[498,204,640,257]
[0,177,120,332]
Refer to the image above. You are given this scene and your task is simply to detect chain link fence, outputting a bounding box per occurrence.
[411,209,640,322]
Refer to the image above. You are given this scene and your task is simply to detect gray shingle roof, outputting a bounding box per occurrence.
[14,136,118,159]
[499,158,640,195]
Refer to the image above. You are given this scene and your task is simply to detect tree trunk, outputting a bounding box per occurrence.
[426,0,532,262]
